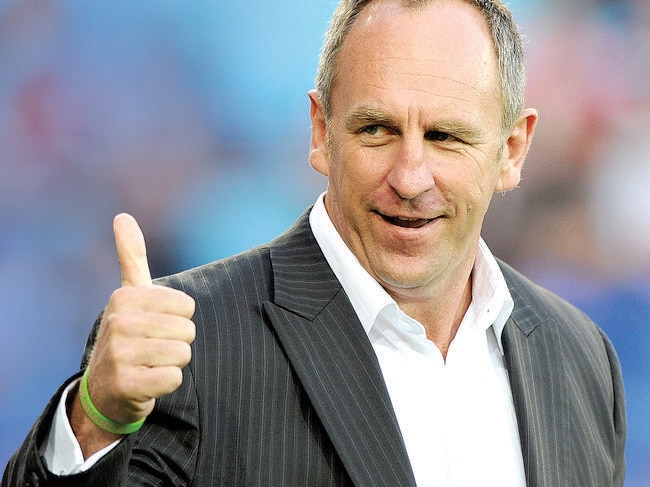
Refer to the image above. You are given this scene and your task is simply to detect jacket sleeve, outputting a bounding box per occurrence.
[1,374,134,487]
[2,309,200,486]
[600,329,627,487]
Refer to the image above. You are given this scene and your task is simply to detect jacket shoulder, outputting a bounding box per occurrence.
[497,259,626,485]
[157,244,274,303]
[498,258,599,334]
[155,208,314,301]
[498,258,620,386]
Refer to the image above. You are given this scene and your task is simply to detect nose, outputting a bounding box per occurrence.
[386,136,435,200]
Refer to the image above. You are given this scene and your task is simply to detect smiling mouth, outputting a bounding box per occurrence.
[379,213,435,229]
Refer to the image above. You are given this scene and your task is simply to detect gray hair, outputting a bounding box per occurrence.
[314,0,526,132]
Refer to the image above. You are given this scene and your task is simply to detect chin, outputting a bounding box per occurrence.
[374,267,436,292]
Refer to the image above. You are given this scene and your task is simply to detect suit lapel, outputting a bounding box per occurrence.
[263,212,417,487]
[500,263,570,487]
[264,214,581,486]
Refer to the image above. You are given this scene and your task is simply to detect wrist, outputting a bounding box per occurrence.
[69,384,122,460]
[78,370,146,436]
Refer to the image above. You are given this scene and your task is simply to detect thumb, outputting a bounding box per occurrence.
[113,213,152,287]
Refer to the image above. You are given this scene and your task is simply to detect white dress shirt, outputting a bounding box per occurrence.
[310,194,526,487]
[45,194,526,485]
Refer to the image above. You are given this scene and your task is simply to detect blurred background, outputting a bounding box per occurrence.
[0,0,648,484]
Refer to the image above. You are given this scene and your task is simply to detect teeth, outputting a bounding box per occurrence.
[377,211,435,228]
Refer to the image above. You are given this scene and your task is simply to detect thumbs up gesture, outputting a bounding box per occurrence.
[70,214,195,455]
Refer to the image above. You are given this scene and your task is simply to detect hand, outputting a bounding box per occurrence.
[70,214,195,454]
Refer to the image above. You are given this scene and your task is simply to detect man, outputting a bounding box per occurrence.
[3,0,626,485]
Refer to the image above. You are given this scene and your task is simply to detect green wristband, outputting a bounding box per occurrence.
[79,370,146,435]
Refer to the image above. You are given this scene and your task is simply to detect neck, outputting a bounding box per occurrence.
[391,274,473,360]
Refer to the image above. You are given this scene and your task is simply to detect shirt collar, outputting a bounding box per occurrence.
[309,193,394,335]
[309,193,513,354]
[472,238,514,353]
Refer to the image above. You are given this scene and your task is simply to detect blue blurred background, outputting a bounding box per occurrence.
[1,0,648,484]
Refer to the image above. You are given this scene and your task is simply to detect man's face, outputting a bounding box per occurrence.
[310,0,527,301]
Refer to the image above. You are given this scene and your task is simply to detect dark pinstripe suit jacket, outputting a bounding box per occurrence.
[4,210,626,487]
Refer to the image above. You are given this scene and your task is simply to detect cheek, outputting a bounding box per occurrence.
[460,178,495,214]
[333,146,388,194]
[461,151,503,197]
[441,162,498,218]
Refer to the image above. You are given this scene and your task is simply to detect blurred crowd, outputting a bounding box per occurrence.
[485,2,650,483]
[1,0,648,484]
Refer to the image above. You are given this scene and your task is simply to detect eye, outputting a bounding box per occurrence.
[357,124,396,146]
[362,125,386,136]
[424,130,457,143]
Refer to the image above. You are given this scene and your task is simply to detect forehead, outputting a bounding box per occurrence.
[334,0,500,115]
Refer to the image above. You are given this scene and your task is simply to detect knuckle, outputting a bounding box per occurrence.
[102,311,125,332]
[110,341,133,364]
[170,367,184,390]
[184,320,197,343]
[172,290,195,316]
[109,287,130,307]
[185,295,196,315]
[180,342,192,365]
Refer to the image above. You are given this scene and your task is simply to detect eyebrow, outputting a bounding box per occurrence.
[345,106,394,129]
[430,120,484,140]
[345,105,484,141]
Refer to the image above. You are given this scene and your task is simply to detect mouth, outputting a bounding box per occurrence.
[378,213,436,229]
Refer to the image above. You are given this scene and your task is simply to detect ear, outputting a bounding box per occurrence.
[495,108,538,192]
[308,89,331,177]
